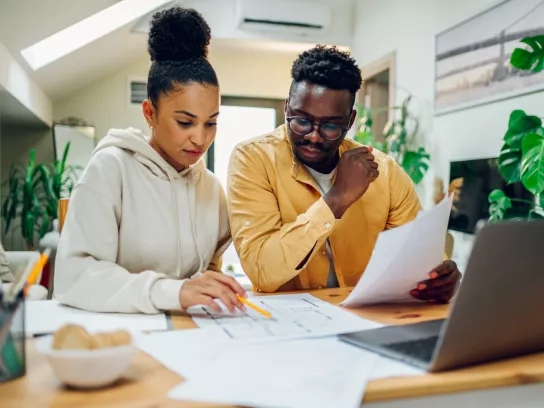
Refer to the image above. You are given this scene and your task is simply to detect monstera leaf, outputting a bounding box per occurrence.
[488,189,512,222]
[497,142,522,184]
[402,147,430,185]
[520,132,544,196]
[504,110,542,148]
[511,35,544,72]
[529,209,544,219]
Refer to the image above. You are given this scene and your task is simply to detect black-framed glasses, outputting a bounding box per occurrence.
[286,116,349,141]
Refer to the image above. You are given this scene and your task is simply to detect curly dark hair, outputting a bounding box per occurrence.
[290,45,362,106]
[146,6,218,107]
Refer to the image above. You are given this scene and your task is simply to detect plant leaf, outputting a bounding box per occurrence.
[511,35,544,72]
[529,208,544,219]
[497,142,522,184]
[520,132,544,195]
[504,110,542,148]
[402,147,430,185]
[488,189,512,222]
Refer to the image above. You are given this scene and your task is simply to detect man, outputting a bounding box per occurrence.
[227,45,460,303]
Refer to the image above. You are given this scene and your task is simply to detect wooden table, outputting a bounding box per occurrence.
[2,288,544,407]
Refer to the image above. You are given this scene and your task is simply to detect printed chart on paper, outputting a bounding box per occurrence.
[188,293,380,341]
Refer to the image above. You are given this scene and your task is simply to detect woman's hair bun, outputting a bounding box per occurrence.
[147,7,211,62]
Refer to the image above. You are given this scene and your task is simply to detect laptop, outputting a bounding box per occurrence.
[338,220,544,372]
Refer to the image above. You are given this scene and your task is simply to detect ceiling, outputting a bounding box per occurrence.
[0,0,354,105]
[0,86,47,128]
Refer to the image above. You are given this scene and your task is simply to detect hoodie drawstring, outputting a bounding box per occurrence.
[167,176,183,277]
[185,176,204,273]
[168,173,204,277]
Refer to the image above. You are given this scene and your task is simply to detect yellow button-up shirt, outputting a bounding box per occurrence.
[227,125,424,292]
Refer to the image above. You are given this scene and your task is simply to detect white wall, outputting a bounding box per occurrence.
[131,0,353,49]
[352,0,512,207]
[54,49,298,140]
[352,0,544,270]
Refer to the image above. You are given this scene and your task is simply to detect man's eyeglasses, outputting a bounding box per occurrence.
[286,116,349,141]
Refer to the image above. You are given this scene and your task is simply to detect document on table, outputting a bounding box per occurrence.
[188,293,381,341]
[137,327,232,378]
[168,337,379,408]
[342,194,454,307]
[137,329,424,383]
[25,300,168,336]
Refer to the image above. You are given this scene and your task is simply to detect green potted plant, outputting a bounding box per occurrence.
[48,142,81,218]
[488,35,544,221]
[1,150,55,250]
[354,95,430,184]
[1,142,80,249]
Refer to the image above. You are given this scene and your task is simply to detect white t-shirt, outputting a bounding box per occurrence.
[304,165,339,288]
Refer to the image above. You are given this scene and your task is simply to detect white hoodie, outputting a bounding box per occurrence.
[54,128,231,314]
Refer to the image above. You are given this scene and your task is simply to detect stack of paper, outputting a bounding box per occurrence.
[136,294,424,408]
[168,337,379,408]
[341,194,454,307]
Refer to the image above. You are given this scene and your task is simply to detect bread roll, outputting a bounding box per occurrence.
[52,324,94,350]
[52,325,132,350]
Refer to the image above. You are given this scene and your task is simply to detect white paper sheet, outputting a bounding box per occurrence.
[137,328,424,383]
[137,327,232,378]
[341,194,454,307]
[25,300,168,336]
[188,293,381,341]
[168,337,379,408]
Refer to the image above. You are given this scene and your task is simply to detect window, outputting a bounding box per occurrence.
[129,80,147,105]
[209,97,284,281]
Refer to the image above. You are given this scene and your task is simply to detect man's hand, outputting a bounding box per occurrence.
[324,146,379,218]
[410,260,461,304]
[179,270,247,313]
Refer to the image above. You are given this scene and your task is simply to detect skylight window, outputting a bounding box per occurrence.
[21,0,172,70]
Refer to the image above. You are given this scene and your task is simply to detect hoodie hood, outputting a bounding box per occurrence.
[94,127,205,181]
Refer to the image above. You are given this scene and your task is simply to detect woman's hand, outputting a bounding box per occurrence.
[179,270,247,313]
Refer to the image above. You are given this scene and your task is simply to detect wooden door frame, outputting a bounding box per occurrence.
[357,51,396,122]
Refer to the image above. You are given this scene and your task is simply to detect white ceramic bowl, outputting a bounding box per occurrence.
[35,335,137,389]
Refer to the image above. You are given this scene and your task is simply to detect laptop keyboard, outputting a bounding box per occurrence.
[383,336,439,363]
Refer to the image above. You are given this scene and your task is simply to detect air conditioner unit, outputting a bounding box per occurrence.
[236,0,330,37]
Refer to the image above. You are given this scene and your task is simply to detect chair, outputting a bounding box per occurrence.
[40,198,69,299]
[58,198,69,234]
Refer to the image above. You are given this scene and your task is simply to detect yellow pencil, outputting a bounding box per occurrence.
[236,295,272,319]
[23,248,51,296]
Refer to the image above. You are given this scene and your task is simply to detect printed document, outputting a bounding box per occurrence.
[188,293,381,341]
[168,337,379,408]
[342,194,454,307]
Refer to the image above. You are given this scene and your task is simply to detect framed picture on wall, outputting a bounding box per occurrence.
[434,0,544,115]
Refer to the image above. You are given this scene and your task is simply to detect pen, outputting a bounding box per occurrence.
[236,295,272,319]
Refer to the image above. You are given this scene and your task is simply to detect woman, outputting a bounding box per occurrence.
[55,7,246,314]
